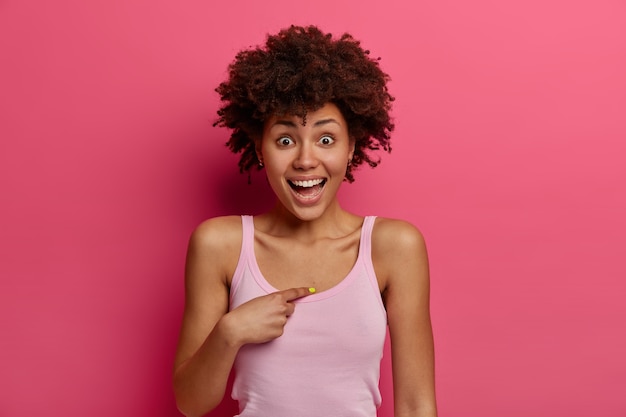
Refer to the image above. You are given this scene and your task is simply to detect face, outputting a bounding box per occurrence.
[257,102,355,221]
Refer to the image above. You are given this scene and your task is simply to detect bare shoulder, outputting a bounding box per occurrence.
[187,215,243,283]
[372,217,427,258]
[190,215,243,249]
[371,217,429,292]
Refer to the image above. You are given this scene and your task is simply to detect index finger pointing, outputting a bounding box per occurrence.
[280,287,316,301]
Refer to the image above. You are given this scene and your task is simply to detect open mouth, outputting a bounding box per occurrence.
[288,178,327,199]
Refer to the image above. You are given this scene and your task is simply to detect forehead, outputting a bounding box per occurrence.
[264,103,347,130]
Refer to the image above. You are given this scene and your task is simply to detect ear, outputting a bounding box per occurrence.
[348,138,356,161]
[254,138,263,163]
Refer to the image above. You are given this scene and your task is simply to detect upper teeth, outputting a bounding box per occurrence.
[291,179,324,188]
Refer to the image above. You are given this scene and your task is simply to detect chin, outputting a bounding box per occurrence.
[279,202,329,222]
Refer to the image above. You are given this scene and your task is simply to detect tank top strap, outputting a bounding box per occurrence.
[360,216,377,256]
[359,216,383,307]
[230,215,254,296]
[240,215,254,252]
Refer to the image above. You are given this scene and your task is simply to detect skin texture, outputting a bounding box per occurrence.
[173,104,437,417]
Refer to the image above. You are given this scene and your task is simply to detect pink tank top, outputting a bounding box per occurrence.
[228,215,387,417]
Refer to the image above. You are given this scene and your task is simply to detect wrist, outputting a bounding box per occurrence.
[215,312,244,349]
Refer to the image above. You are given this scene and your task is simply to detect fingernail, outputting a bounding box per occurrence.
[308,287,316,294]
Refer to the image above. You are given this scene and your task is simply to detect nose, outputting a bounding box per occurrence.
[293,142,319,170]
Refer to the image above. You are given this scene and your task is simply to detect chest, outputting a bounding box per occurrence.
[254,234,360,292]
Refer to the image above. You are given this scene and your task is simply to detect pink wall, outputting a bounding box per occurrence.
[1,1,625,416]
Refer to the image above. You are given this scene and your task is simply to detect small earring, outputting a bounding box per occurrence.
[259,161,264,167]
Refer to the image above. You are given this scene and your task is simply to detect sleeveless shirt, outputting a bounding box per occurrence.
[228,215,387,417]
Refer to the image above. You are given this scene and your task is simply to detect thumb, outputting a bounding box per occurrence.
[281,286,316,301]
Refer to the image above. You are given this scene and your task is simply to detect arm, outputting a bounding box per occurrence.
[173,217,241,417]
[373,219,437,417]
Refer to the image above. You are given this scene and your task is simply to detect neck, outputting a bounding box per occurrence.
[258,201,360,241]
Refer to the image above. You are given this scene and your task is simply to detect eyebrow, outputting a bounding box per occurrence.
[270,118,341,129]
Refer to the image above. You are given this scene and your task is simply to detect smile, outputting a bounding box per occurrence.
[288,178,326,199]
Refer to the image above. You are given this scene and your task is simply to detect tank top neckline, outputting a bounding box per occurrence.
[243,215,375,303]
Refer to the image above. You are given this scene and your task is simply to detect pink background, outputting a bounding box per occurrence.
[1,0,625,416]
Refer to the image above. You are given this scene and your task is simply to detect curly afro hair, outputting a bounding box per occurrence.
[214,25,394,182]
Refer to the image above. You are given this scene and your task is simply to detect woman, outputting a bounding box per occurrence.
[173,25,437,417]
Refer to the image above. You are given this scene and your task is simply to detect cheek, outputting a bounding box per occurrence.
[263,153,288,173]
[263,161,287,190]
[327,153,351,173]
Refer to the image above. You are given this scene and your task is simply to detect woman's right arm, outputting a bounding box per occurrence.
[173,217,241,416]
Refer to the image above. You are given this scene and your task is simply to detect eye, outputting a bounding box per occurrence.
[277,136,294,146]
[319,135,335,145]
